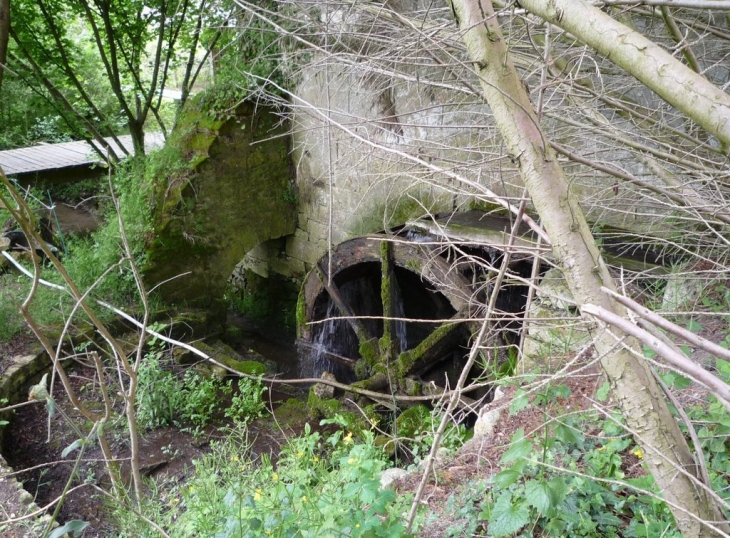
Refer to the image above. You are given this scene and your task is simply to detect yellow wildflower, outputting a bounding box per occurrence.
[356,524,361,528]
[314,456,319,463]
[343,431,353,444]
[231,455,240,462]
[297,451,304,458]
[301,495,308,502]
[347,458,355,465]
[272,473,279,481]
[254,489,262,501]
[632,447,644,459]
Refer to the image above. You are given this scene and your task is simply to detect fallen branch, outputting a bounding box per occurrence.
[602,286,730,364]
[582,303,730,408]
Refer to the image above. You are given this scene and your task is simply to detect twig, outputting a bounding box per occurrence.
[582,303,730,408]
[602,286,730,364]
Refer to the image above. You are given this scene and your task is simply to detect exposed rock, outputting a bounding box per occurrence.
[177,340,274,376]
[473,386,505,440]
[661,269,708,311]
[311,371,336,400]
[143,98,297,309]
[380,468,409,490]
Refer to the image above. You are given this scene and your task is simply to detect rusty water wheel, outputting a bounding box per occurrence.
[298,234,476,391]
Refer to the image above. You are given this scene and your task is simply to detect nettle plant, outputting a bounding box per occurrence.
[136,337,267,434]
[435,379,684,538]
[156,422,414,538]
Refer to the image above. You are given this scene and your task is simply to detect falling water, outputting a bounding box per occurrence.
[300,278,381,382]
[391,273,408,353]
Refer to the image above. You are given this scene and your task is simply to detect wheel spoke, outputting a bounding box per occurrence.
[315,264,376,345]
[380,239,399,363]
[393,309,469,377]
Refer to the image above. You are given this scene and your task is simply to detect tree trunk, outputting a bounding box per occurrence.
[0,0,9,94]
[129,119,145,157]
[517,0,730,151]
[448,1,724,536]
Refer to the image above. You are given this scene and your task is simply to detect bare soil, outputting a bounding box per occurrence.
[0,303,724,537]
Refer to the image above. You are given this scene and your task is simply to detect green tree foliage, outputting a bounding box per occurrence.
[4,0,225,155]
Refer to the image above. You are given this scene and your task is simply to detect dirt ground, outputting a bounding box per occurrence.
[0,305,723,537]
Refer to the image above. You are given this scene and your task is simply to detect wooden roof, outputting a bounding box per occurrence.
[0,133,165,176]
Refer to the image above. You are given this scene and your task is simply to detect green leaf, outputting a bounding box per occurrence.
[660,372,691,390]
[509,390,530,415]
[595,512,623,528]
[596,381,610,402]
[685,319,702,333]
[717,358,730,377]
[680,345,692,357]
[553,423,580,445]
[552,384,571,399]
[547,477,567,507]
[488,491,530,537]
[49,520,89,538]
[61,439,84,458]
[524,479,554,513]
[494,468,522,489]
[500,429,532,464]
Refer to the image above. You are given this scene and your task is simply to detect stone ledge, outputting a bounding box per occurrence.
[0,348,62,537]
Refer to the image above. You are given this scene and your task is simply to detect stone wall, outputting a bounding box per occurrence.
[144,99,298,308]
[241,2,728,286]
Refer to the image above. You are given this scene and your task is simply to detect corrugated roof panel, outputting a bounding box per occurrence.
[0,134,165,175]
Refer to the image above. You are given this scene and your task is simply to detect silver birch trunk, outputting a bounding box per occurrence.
[517,0,730,151]
[448,0,724,536]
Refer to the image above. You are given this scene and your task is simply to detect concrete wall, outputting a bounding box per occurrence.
[238,2,728,286]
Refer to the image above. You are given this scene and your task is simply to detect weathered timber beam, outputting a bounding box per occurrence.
[315,264,377,346]
[393,313,469,378]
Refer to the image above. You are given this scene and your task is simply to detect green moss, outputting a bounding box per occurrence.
[189,340,273,375]
[218,357,267,376]
[374,435,395,457]
[393,322,460,378]
[358,338,380,365]
[395,405,431,439]
[143,97,297,308]
[295,277,308,338]
[270,398,310,430]
[353,359,372,380]
[468,199,510,215]
[307,388,342,419]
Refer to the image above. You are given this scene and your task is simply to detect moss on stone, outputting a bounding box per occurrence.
[143,96,297,310]
[271,398,311,430]
[358,338,379,366]
[295,278,308,338]
[307,388,342,419]
[353,359,371,380]
[395,405,431,439]
[191,340,269,375]
[468,199,510,215]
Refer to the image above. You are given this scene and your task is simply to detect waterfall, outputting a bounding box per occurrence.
[300,278,379,382]
[391,273,408,353]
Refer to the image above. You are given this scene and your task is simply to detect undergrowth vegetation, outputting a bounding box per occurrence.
[0,157,156,342]
[136,338,267,434]
[113,421,414,538]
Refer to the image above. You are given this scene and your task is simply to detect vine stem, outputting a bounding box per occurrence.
[406,196,529,531]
